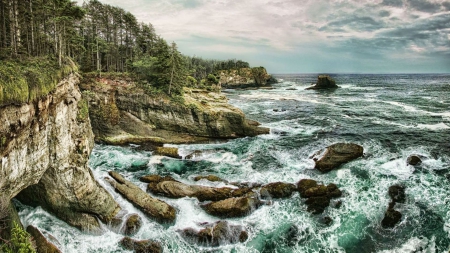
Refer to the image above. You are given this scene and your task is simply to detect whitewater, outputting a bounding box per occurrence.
[18,73,450,252]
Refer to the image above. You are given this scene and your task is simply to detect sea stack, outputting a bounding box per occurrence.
[306,75,338,90]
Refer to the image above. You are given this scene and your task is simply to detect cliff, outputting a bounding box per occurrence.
[80,75,269,146]
[0,73,120,231]
[218,67,277,89]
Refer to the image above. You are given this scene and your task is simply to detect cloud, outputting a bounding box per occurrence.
[76,0,450,73]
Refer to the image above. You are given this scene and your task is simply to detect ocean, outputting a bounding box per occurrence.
[18,74,450,252]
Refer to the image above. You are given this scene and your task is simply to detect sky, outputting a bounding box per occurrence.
[76,0,450,73]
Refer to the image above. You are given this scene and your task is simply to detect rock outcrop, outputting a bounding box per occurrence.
[297,179,342,214]
[146,176,252,202]
[311,143,364,172]
[26,225,62,253]
[81,75,269,146]
[179,221,248,246]
[382,185,405,228]
[306,75,338,90]
[260,182,297,199]
[1,74,120,231]
[218,67,277,89]
[106,171,176,223]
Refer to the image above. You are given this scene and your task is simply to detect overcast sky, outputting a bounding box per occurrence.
[77,0,450,73]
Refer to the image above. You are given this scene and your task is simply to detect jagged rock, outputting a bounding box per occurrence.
[260,182,297,199]
[26,225,62,253]
[9,74,120,231]
[0,200,24,242]
[388,185,406,203]
[306,75,338,90]
[193,175,227,183]
[122,214,142,236]
[297,179,342,214]
[106,171,176,223]
[312,143,364,172]
[155,147,181,159]
[178,221,248,246]
[147,179,251,202]
[201,197,262,218]
[218,67,276,88]
[407,155,422,166]
[381,206,402,228]
[119,237,162,253]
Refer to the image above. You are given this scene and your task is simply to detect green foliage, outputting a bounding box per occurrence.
[132,56,158,81]
[0,57,77,107]
[186,76,198,87]
[206,74,219,85]
[1,222,35,253]
[77,98,90,122]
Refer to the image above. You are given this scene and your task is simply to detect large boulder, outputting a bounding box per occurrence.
[155,147,181,159]
[106,171,176,223]
[388,185,406,203]
[193,175,227,183]
[306,75,338,90]
[146,176,251,202]
[26,225,62,253]
[260,182,297,199]
[381,207,402,228]
[122,214,142,236]
[312,143,364,172]
[201,197,262,218]
[382,185,406,228]
[119,237,162,253]
[179,221,248,246]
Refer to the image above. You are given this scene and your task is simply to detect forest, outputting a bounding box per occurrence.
[0,0,253,98]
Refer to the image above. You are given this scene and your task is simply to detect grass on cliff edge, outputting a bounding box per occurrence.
[0,57,77,107]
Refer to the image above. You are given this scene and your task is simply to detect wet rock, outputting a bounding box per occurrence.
[320,216,333,226]
[407,155,422,166]
[179,221,248,246]
[147,179,251,202]
[193,175,227,183]
[201,197,262,218]
[312,143,364,172]
[260,182,297,199]
[119,237,162,253]
[185,150,203,160]
[305,75,338,90]
[297,179,318,197]
[122,214,142,236]
[106,171,176,223]
[155,147,181,159]
[26,225,62,253]
[332,200,343,209]
[297,179,342,214]
[388,185,406,203]
[305,196,330,214]
[139,175,176,184]
[381,206,402,228]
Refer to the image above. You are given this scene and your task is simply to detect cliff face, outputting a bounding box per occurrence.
[0,74,120,231]
[81,77,269,145]
[218,67,277,89]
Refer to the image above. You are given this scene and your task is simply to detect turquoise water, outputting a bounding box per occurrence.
[19,74,450,252]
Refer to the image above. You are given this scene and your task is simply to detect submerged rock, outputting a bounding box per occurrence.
[147,178,251,202]
[260,182,297,199]
[122,214,142,236]
[407,155,422,166]
[297,179,342,214]
[306,75,338,90]
[119,237,162,253]
[201,197,263,218]
[106,171,176,223]
[381,206,402,228]
[388,185,406,203]
[26,225,62,253]
[312,143,364,172]
[178,221,248,246]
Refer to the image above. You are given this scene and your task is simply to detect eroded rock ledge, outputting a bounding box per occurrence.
[0,73,120,231]
[81,75,269,146]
